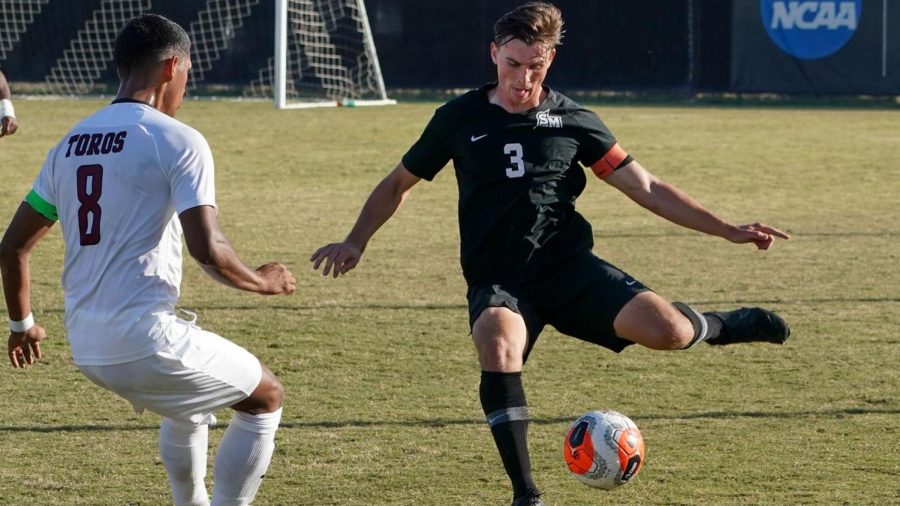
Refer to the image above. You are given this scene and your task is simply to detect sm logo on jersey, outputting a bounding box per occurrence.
[761,0,861,59]
[536,110,562,128]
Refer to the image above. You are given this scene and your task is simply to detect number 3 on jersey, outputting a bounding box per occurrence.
[504,143,525,178]
[76,164,103,246]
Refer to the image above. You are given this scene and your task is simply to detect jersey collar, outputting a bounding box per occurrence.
[111,97,153,107]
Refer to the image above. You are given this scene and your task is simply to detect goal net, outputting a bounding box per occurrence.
[251,0,394,108]
[0,0,50,61]
[0,0,394,107]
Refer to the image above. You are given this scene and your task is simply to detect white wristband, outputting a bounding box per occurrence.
[0,98,15,119]
[9,313,34,333]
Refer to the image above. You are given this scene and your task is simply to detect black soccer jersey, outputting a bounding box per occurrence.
[402,83,631,285]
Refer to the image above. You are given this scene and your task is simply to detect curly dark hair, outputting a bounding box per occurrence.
[114,13,191,74]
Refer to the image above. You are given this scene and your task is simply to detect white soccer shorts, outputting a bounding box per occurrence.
[78,317,263,425]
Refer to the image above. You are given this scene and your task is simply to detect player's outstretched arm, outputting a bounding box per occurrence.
[180,205,296,295]
[604,161,790,250]
[0,70,18,138]
[0,203,54,367]
[311,162,421,278]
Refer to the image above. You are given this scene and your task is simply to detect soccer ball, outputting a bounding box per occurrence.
[563,410,645,489]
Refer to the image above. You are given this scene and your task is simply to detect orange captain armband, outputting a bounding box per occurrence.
[590,143,628,179]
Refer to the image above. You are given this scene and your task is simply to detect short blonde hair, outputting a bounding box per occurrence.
[493,2,564,49]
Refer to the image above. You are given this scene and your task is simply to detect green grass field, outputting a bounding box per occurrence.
[1,98,898,505]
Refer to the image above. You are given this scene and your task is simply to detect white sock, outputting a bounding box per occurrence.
[211,408,282,506]
[159,417,210,506]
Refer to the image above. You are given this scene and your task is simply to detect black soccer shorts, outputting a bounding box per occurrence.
[466,251,650,362]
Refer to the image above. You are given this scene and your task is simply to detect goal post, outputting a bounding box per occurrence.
[271,0,395,109]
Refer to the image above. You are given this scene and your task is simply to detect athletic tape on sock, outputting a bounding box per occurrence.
[673,302,708,348]
[485,406,530,427]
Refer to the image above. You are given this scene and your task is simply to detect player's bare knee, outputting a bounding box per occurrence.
[671,318,695,349]
[235,368,284,414]
[642,318,693,350]
[480,341,518,369]
[654,302,695,349]
[261,375,284,412]
[472,333,498,359]
[472,333,523,371]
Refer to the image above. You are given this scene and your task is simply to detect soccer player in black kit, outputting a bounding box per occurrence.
[311,3,791,505]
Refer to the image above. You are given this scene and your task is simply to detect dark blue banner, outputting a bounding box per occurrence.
[732,0,900,94]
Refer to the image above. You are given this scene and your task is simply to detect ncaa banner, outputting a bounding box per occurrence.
[732,0,900,94]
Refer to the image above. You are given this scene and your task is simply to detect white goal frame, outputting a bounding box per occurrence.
[273,0,395,109]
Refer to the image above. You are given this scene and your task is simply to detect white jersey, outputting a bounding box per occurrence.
[28,101,216,366]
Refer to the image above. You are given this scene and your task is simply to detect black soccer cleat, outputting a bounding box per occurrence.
[511,491,544,506]
[706,307,791,345]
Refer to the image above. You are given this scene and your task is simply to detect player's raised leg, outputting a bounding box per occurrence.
[212,364,284,506]
[614,291,789,349]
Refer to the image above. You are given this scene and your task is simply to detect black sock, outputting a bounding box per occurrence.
[480,371,538,499]
[703,312,725,340]
[674,302,725,347]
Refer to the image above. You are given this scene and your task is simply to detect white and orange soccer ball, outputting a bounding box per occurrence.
[563,410,645,489]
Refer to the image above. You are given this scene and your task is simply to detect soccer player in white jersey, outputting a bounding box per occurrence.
[0,14,294,505]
